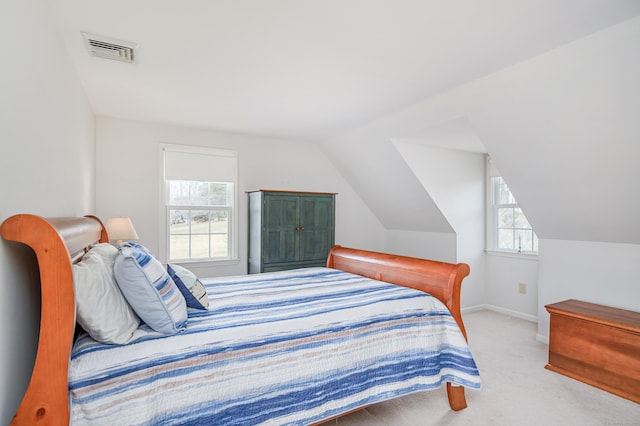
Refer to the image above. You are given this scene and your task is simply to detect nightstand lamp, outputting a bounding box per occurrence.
[106,217,139,246]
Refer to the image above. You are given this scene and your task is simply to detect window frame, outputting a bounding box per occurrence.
[159,144,239,264]
[485,156,538,255]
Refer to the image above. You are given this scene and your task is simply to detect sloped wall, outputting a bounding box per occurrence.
[321,129,453,234]
[326,16,640,247]
[465,16,640,337]
[468,16,640,245]
[321,16,640,327]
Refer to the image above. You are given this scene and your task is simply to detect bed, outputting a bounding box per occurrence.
[1,214,480,425]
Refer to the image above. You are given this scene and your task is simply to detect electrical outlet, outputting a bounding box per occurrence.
[518,282,527,294]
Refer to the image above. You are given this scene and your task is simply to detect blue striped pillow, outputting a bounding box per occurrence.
[114,242,187,334]
[167,264,209,310]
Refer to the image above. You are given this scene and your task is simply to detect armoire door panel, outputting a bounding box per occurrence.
[249,190,335,273]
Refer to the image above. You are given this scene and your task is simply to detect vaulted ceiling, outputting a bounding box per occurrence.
[48,0,640,142]
[323,15,640,243]
[46,1,640,244]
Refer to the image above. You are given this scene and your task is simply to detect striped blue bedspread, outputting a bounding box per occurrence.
[69,267,480,425]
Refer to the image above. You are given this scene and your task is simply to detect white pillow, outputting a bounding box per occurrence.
[72,244,140,344]
[114,243,187,334]
[89,241,119,269]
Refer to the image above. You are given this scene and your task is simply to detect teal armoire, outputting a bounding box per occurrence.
[248,190,336,273]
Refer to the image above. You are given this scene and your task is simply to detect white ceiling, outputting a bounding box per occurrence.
[47,0,640,142]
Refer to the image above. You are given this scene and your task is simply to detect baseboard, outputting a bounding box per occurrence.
[462,304,538,323]
[462,304,549,344]
[535,334,549,344]
[461,304,489,314]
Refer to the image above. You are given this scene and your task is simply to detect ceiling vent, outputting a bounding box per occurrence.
[82,32,138,63]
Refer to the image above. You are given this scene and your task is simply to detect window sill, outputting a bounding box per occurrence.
[485,249,539,261]
[170,258,240,267]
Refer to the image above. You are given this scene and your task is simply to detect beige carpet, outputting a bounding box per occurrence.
[332,310,640,426]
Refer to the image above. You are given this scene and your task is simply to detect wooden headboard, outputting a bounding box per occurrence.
[1,215,472,424]
[1,214,108,425]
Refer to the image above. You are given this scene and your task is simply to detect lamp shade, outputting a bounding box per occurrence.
[106,217,139,243]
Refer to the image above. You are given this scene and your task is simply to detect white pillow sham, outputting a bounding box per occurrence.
[72,244,140,344]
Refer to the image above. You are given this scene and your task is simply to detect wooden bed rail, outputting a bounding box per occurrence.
[1,214,107,426]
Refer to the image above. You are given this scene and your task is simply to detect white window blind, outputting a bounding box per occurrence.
[164,147,237,182]
[160,144,238,262]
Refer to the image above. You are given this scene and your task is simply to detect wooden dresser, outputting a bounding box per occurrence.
[545,299,640,403]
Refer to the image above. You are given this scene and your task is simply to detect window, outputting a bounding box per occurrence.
[161,145,238,262]
[487,158,538,254]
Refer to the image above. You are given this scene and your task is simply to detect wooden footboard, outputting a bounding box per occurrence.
[327,245,472,411]
[327,245,471,339]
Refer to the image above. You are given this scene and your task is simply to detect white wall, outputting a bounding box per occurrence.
[96,117,385,277]
[385,230,456,264]
[0,1,95,423]
[468,16,640,246]
[393,143,486,308]
[391,142,538,316]
[486,253,539,320]
[321,133,453,234]
[466,17,640,337]
[321,16,640,328]
[537,239,640,341]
